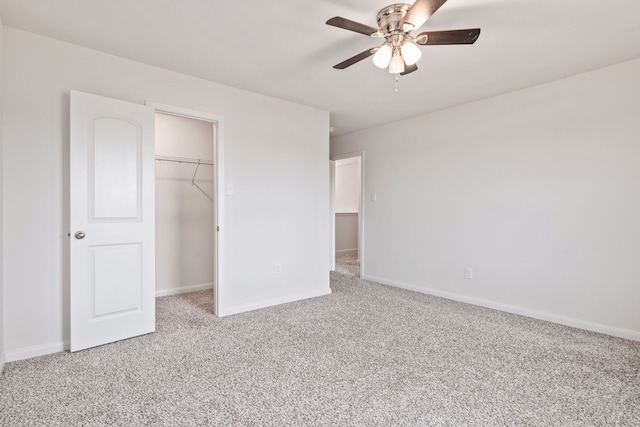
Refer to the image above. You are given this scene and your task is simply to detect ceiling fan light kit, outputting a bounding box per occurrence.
[401,41,422,65]
[326,0,480,79]
[388,53,405,74]
[373,44,393,68]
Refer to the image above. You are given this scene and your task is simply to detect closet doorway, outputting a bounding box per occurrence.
[331,153,364,278]
[152,107,221,315]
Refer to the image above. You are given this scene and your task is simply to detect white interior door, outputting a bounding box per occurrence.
[70,90,156,352]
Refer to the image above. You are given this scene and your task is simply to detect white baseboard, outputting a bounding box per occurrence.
[0,353,5,374]
[219,287,332,317]
[5,340,69,363]
[155,282,214,297]
[361,274,640,342]
[336,248,358,253]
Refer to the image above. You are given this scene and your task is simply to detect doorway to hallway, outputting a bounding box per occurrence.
[330,153,364,277]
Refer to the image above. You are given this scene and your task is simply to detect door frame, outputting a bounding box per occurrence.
[330,151,364,277]
[329,160,336,271]
[146,101,224,316]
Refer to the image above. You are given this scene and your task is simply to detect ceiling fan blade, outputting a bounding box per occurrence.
[401,0,448,31]
[400,63,418,76]
[333,48,377,69]
[326,16,380,37]
[416,28,481,45]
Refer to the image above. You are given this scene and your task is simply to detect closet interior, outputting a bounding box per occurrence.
[154,113,215,303]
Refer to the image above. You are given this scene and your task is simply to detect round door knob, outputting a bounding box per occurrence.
[74,231,86,240]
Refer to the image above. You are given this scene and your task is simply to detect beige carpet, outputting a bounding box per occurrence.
[336,249,359,277]
[1,272,639,426]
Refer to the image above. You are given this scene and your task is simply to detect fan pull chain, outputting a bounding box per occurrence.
[395,73,399,94]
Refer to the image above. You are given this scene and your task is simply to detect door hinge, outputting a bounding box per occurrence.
[217,226,219,232]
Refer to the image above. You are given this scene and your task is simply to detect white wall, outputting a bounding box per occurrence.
[2,28,330,360]
[0,16,6,372]
[335,158,360,213]
[331,59,640,340]
[155,113,214,295]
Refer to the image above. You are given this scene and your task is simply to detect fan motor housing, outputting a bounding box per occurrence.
[376,3,412,35]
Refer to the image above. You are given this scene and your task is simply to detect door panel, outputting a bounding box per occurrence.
[92,117,141,220]
[92,243,142,317]
[70,90,155,352]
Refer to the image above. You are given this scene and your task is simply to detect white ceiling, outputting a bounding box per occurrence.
[1,0,639,136]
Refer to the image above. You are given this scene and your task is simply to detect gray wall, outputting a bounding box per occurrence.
[334,158,360,253]
[335,213,358,252]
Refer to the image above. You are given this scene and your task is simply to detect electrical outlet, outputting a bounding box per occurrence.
[464,267,473,279]
[276,264,281,273]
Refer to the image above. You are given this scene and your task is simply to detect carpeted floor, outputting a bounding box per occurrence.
[336,249,359,277]
[1,272,639,426]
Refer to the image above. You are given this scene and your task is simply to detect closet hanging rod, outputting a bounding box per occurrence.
[155,155,213,166]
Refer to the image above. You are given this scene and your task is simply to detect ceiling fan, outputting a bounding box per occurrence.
[326,0,480,76]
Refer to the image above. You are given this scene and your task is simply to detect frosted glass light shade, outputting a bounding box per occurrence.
[388,55,405,74]
[401,41,422,65]
[372,44,392,68]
